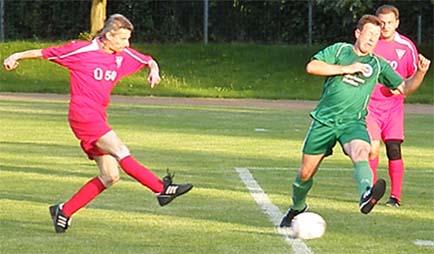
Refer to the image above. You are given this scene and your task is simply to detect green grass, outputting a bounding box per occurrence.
[0,97,433,254]
[1,41,433,103]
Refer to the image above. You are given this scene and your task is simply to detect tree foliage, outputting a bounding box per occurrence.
[3,0,433,44]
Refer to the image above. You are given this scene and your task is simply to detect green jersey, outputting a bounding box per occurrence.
[310,42,403,126]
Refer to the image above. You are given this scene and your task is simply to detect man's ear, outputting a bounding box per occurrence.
[355,29,361,39]
[105,31,114,41]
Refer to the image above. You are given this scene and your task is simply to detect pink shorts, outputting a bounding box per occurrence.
[69,119,111,160]
[68,98,113,159]
[366,101,404,141]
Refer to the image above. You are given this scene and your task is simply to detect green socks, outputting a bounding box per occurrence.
[353,161,373,197]
[291,174,313,211]
[291,160,372,210]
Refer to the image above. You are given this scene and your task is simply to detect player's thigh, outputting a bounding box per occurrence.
[302,120,337,156]
[340,122,371,162]
[94,155,120,186]
[96,130,130,159]
[366,112,382,142]
[382,105,404,140]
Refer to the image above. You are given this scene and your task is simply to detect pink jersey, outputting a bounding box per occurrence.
[41,40,152,124]
[369,32,418,109]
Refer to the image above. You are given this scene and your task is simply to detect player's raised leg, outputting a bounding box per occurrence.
[97,130,193,206]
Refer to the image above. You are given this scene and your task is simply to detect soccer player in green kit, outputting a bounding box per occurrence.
[279,15,431,227]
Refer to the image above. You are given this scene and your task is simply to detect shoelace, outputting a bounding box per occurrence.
[163,168,175,185]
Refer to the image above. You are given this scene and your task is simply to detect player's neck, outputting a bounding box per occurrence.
[98,38,115,54]
[352,45,369,57]
[381,32,396,42]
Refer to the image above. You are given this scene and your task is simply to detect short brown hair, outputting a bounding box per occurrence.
[376,5,399,19]
[97,14,134,39]
[357,15,382,31]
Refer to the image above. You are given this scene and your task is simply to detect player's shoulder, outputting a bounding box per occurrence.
[122,47,153,63]
[394,33,418,50]
[50,39,99,55]
[328,42,352,49]
[64,40,94,49]
[321,42,351,54]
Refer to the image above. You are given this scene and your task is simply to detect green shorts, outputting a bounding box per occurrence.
[302,119,370,156]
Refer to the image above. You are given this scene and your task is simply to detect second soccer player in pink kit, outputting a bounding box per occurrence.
[3,14,193,233]
[366,5,419,207]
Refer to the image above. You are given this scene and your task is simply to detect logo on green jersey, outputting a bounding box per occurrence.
[361,64,373,77]
[343,64,372,87]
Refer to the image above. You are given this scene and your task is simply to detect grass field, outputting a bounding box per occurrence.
[0,96,433,254]
[1,41,433,103]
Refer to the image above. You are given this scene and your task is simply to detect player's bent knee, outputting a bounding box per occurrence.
[113,145,130,160]
[369,143,381,159]
[299,170,314,181]
[385,140,402,160]
[100,174,120,187]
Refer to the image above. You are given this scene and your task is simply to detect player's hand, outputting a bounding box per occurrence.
[3,55,20,71]
[147,70,161,88]
[417,54,431,73]
[344,62,371,76]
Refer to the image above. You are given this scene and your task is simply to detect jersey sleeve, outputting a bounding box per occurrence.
[312,42,346,64]
[405,38,419,78]
[41,41,88,69]
[378,58,404,90]
[121,48,153,77]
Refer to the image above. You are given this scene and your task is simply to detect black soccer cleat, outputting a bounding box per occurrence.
[157,170,193,206]
[385,196,401,208]
[279,204,308,228]
[49,204,71,233]
[359,178,386,214]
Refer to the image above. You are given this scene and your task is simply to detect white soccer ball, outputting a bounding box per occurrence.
[291,212,326,240]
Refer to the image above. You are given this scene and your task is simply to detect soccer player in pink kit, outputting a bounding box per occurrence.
[366,5,419,207]
[3,14,193,233]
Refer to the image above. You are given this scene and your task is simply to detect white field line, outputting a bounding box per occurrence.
[414,240,434,247]
[247,167,434,173]
[235,167,312,254]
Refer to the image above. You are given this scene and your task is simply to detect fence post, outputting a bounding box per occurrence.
[417,14,422,45]
[308,0,312,46]
[0,0,4,42]
[203,0,209,45]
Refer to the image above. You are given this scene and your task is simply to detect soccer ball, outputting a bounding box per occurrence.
[291,212,326,240]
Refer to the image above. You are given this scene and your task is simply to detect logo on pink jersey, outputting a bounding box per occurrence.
[116,56,123,68]
[395,49,405,60]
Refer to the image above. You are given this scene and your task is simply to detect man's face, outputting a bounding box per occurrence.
[378,12,399,40]
[355,23,381,54]
[106,28,131,53]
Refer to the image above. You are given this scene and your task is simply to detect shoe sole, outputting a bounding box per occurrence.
[385,202,400,208]
[360,179,386,214]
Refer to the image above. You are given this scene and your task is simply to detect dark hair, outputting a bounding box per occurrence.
[376,5,399,19]
[357,15,382,31]
[96,14,134,39]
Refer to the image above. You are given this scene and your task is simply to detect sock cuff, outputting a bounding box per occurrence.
[354,160,369,169]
